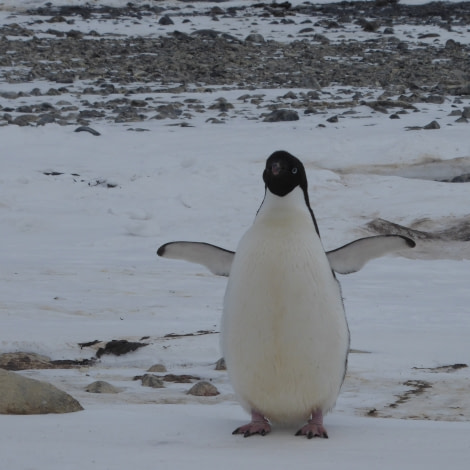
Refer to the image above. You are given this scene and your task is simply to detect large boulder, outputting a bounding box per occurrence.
[0,369,83,414]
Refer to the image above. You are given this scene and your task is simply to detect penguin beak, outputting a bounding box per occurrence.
[271,161,282,176]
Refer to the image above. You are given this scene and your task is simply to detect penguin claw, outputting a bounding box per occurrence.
[233,411,271,437]
[295,424,329,439]
[232,422,271,437]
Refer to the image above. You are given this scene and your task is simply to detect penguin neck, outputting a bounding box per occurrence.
[256,186,315,226]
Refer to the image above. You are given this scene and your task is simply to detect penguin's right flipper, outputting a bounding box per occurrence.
[157,241,234,276]
[326,234,415,274]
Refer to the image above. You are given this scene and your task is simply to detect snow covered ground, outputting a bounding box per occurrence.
[1,1,470,468]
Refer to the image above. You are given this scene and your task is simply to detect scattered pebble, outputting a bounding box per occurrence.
[423,120,440,130]
[147,364,167,373]
[187,381,220,397]
[158,15,174,26]
[85,381,120,394]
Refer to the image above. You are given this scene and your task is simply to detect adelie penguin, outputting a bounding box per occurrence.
[157,150,415,438]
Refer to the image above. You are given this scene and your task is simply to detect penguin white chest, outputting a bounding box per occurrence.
[221,189,349,424]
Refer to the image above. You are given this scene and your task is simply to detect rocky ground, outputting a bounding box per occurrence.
[0,0,469,128]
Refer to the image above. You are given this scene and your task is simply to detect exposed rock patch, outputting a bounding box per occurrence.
[0,352,95,371]
[366,217,470,242]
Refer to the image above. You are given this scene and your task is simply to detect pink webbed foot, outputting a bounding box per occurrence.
[233,410,271,438]
[295,410,328,439]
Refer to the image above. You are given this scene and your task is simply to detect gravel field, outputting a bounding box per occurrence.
[1,0,469,127]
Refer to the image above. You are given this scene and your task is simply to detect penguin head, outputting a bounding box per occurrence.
[263,150,308,197]
[262,150,320,236]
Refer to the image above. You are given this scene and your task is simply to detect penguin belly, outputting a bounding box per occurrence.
[222,217,350,425]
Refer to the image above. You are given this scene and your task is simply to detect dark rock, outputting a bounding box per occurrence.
[327,115,339,123]
[418,33,440,39]
[47,15,67,23]
[159,15,174,26]
[162,374,200,383]
[96,340,148,358]
[209,98,234,112]
[12,115,38,126]
[78,340,101,349]
[245,33,265,43]
[210,6,224,16]
[46,88,62,96]
[115,109,145,123]
[46,29,65,37]
[448,174,470,183]
[37,114,57,126]
[454,84,470,96]
[413,363,468,372]
[191,29,219,39]
[16,105,34,113]
[282,91,297,99]
[88,179,118,189]
[130,99,148,108]
[263,109,299,122]
[362,20,380,32]
[444,39,460,50]
[66,30,83,39]
[423,120,440,130]
[74,126,101,136]
[424,94,445,104]
[152,104,182,119]
[79,110,105,119]
[397,41,408,51]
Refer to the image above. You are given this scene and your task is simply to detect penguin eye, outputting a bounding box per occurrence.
[291,167,298,175]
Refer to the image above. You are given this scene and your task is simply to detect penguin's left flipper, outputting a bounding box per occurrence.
[157,235,415,276]
[327,234,415,274]
[157,241,234,276]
